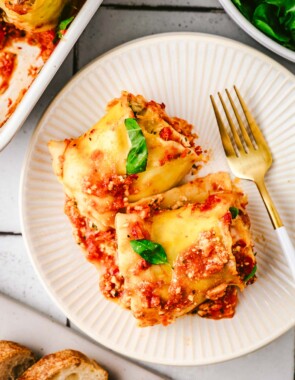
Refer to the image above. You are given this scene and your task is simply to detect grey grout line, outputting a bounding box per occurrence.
[73,42,79,74]
[100,4,224,12]
[0,232,22,236]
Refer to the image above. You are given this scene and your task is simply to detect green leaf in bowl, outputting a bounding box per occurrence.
[253,4,291,43]
[231,0,295,51]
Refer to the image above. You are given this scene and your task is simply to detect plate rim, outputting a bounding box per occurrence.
[20,32,295,366]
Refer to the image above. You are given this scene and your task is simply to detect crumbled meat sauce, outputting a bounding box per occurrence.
[164,116,198,147]
[137,281,163,309]
[82,173,138,211]
[232,239,256,284]
[27,29,56,61]
[159,126,173,141]
[199,195,221,212]
[136,258,152,271]
[174,230,229,280]
[195,145,203,155]
[132,95,198,148]
[222,211,232,226]
[129,221,150,240]
[100,265,124,300]
[64,197,124,300]
[0,17,56,61]
[0,51,17,94]
[195,286,238,319]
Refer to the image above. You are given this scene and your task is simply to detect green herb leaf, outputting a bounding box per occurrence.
[244,264,257,282]
[231,0,295,51]
[57,16,74,39]
[130,239,169,265]
[253,4,291,42]
[125,118,148,174]
[229,207,240,219]
[232,0,253,19]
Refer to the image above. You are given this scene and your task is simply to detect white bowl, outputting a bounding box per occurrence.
[219,0,295,63]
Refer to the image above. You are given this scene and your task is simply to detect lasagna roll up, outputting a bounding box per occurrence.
[116,173,256,326]
[48,92,204,301]
[48,92,204,232]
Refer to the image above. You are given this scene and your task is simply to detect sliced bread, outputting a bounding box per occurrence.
[0,340,35,380]
[18,349,108,380]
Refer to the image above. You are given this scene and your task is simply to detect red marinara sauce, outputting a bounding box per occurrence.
[195,286,238,319]
[0,51,16,94]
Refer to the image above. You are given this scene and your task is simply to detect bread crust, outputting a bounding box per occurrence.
[0,340,35,379]
[18,349,108,380]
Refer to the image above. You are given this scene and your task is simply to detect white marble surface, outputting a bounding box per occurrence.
[0,1,294,379]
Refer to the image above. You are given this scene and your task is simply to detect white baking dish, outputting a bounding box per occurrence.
[0,0,103,151]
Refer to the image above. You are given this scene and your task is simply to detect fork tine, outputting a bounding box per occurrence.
[225,89,254,150]
[218,92,244,153]
[234,86,269,150]
[210,95,236,157]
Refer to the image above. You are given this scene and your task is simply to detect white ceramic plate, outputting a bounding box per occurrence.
[20,33,295,365]
[219,0,295,63]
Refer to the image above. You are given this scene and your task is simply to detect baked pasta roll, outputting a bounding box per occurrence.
[115,172,255,326]
[48,93,256,327]
[48,92,204,232]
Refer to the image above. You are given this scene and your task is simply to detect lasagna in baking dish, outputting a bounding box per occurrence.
[0,1,83,127]
[49,92,256,327]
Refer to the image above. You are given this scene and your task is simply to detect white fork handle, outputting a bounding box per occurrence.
[275,226,295,282]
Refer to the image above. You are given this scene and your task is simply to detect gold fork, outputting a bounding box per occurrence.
[210,86,295,281]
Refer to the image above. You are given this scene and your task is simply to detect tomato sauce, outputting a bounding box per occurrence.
[64,197,125,300]
[195,286,238,319]
[159,126,173,141]
[232,239,256,283]
[200,195,221,212]
[0,51,16,94]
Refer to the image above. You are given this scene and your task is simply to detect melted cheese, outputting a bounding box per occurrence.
[48,92,201,230]
[151,200,231,264]
[116,175,247,327]
[48,91,255,327]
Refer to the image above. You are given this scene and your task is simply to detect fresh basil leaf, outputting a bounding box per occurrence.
[229,207,240,219]
[130,239,169,265]
[284,7,295,34]
[57,16,74,39]
[232,0,253,19]
[244,264,257,282]
[231,0,295,50]
[125,118,148,174]
[253,4,291,42]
